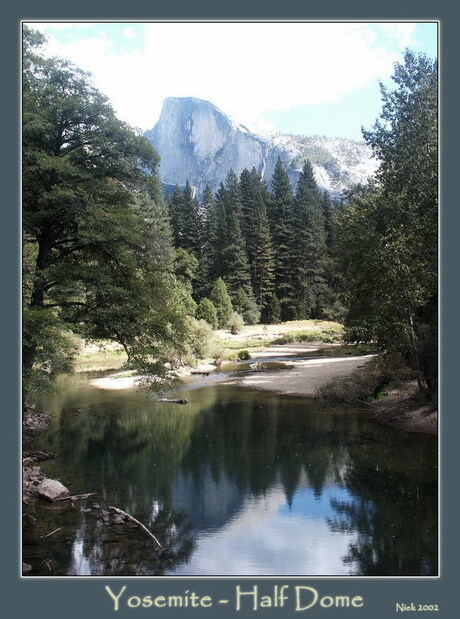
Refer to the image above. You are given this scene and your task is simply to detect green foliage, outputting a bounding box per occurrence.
[173,247,199,285]
[209,278,233,328]
[163,160,336,329]
[23,307,79,398]
[318,353,413,404]
[194,185,215,298]
[338,51,438,397]
[292,160,328,319]
[233,288,261,325]
[227,311,244,335]
[237,349,251,360]
[268,158,297,319]
[267,293,281,324]
[271,325,343,345]
[167,182,202,258]
[196,298,218,330]
[216,171,253,297]
[22,28,192,395]
[173,248,199,316]
[185,318,214,359]
[240,168,275,322]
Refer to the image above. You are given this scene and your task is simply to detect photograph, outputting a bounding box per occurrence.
[21,20,439,581]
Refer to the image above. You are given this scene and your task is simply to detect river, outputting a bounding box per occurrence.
[23,366,438,577]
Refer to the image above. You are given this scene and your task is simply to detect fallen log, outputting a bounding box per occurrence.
[190,371,210,376]
[109,506,162,549]
[157,398,188,404]
[41,527,61,539]
[55,492,96,502]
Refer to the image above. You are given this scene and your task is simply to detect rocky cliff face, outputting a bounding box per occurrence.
[145,97,378,198]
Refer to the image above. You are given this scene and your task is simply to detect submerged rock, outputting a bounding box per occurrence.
[37,479,69,501]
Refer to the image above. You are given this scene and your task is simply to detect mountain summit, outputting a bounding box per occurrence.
[144,97,378,198]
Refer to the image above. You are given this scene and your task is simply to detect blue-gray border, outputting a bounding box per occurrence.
[4,1,456,618]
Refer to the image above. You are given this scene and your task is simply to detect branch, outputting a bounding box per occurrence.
[55,492,96,502]
[109,506,162,549]
[41,528,61,539]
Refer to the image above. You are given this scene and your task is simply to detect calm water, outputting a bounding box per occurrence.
[23,373,438,577]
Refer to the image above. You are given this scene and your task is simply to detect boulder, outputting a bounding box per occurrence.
[37,479,69,501]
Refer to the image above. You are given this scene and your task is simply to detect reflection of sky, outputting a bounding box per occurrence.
[280,484,355,520]
[167,482,360,576]
[69,536,92,576]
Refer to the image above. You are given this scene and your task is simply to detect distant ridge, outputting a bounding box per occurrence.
[144,97,378,198]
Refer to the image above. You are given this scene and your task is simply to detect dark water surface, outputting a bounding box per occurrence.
[23,375,437,576]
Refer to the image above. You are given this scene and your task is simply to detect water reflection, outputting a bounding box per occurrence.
[24,380,437,576]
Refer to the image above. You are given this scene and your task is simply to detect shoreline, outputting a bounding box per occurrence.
[87,341,436,436]
[88,342,356,392]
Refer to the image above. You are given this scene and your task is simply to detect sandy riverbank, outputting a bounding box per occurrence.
[89,342,372,394]
[88,341,437,436]
[227,344,374,396]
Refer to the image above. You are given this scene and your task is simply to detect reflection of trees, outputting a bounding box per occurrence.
[327,436,437,575]
[27,382,437,576]
[176,388,367,519]
[23,501,195,576]
[77,506,195,576]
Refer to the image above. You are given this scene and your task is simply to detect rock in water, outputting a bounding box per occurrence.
[37,479,69,501]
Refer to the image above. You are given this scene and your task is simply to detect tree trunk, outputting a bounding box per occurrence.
[408,314,427,394]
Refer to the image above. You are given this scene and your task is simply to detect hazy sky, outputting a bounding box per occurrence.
[26,21,438,141]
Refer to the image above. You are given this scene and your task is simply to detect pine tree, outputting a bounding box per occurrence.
[196,297,218,329]
[239,168,275,321]
[195,184,216,299]
[211,181,232,281]
[267,292,281,324]
[180,181,201,258]
[319,191,344,319]
[268,158,297,320]
[209,278,233,328]
[293,160,328,318]
[239,167,259,266]
[168,185,184,248]
[321,191,335,250]
[167,182,201,259]
[252,197,275,321]
[217,170,252,298]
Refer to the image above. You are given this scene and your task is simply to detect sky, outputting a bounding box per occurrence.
[25,21,438,141]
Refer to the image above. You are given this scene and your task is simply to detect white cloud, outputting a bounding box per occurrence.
[122,26,136,39]
[170,483,358,576]
[27,21,417,132]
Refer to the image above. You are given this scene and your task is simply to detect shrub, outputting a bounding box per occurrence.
[233,289,261,325]
[228,311,244,335]
[187,318,214,359]
[318,352,413,404]
[237,349,251,360]
[209,278,233,328]
[196,298,218,330]
[267,293,281,324]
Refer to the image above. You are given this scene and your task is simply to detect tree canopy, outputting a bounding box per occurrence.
[22,26,192,396]
[337,50,438,397]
